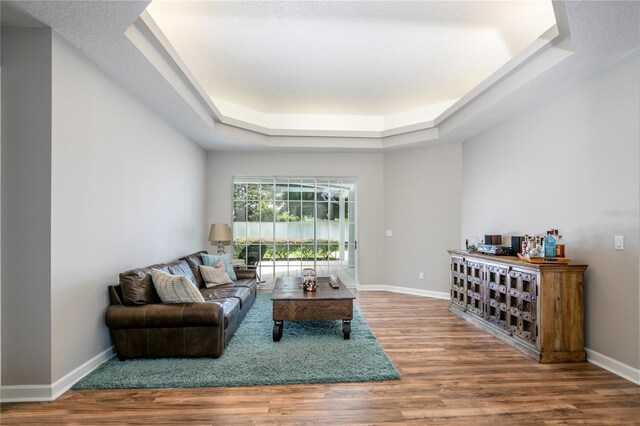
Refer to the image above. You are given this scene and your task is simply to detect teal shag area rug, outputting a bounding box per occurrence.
[74,293,400,389]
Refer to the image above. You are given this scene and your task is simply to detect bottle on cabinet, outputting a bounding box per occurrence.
[556,235,565,257]
[544,231,557,257]
[521,229,564,258]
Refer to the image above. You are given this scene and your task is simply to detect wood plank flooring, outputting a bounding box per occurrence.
[2,291,638,424]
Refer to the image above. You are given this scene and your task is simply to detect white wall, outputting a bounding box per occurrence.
[384,143,462,294]
[49,34,207,383]
[461,53,640,369]
[1,27,52,386]
[207,152,385,285]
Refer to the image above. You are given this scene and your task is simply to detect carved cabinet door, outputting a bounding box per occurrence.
[507,269,539,345]
[450,256,467,310]
[465,260,484,317]
[485,264,509,330]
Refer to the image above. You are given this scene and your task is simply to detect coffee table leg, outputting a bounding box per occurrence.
[342,320,351,340]
[273,321,283,342]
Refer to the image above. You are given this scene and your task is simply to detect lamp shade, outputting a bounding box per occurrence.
[208,223,232,243]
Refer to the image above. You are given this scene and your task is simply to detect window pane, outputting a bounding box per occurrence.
[260,201,274,222]
[260,181,274,200]
[233,183,247,201]
[316,202,328,221]
[288,201,301,221]
[288,182,302,200]
[301,244,315,260]
[302,223,314,240]
[246,183,260,200]
[301,202,315,222]
[274,201,288,222]
[234,202,246,222]
[275,182,288,201]
[247,201,260,222]
[287,222,302,239]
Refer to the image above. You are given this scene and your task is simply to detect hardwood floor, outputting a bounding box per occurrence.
[2,291,639,424]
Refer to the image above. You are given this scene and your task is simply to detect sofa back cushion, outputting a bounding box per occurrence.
[166,259,197,285]
[119,264,169,305]
[180,251,207,288]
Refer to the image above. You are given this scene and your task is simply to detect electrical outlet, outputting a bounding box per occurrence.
[615,235,624,250]
[385,230,393,237]
[419,272,424,279]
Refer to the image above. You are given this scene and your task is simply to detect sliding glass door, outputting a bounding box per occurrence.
[232,177,356,288]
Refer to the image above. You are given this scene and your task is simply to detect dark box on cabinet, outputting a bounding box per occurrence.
[484,235,502,245]
[511,236,525,255]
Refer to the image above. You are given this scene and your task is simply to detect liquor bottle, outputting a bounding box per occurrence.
[556,235,565,257]
[544,231,557,257]
[522,234,529,254]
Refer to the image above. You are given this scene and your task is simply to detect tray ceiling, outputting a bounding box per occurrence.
[146,0,556,133]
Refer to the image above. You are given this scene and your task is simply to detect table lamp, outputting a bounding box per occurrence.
[209,223,232,254]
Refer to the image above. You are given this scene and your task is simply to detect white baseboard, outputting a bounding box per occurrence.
[357,284,450,300]
[1,346,115,403]
[585,348,640,385]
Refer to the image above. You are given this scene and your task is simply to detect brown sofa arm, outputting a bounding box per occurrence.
[106,302,223,329]
[234,269,257,280]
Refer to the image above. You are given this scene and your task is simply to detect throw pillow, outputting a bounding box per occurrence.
[149,268,205,304]
[199,264,233,287]
[201,253,237,280]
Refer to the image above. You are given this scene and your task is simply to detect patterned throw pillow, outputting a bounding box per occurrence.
[149,268,205,304]
[201,253,237,280]
[199,264,233,288]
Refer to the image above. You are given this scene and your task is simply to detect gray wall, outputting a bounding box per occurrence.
[1,29,207,386]
[49,34,208,382]
[207,151,385,285]
[461,54,640,368]
[384,143,462,293]
[1,27,52,385]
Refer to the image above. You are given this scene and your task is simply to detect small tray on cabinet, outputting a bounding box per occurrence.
[517,253,571,264]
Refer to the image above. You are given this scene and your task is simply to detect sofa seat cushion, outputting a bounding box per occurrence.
[120,264,169,305]
[205,298,239,330]
[225,278,257,289]
[200,286,252,309]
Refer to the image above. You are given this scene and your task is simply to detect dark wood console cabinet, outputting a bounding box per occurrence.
[448,250,588,363]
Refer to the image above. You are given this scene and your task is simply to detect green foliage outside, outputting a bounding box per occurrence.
[234,184,350,222]
[233,238,343,260]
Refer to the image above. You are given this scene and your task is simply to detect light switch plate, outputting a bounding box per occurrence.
[615,235,624,250]
[386,230,393,237]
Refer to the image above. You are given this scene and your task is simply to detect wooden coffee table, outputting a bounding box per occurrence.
[271,276,355,341]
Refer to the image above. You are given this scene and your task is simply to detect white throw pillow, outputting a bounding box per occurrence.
[150,268,205,303]
[199,264,233,288]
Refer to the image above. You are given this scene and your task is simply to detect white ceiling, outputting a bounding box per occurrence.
[2,1,639,151]
[147,1,556,130]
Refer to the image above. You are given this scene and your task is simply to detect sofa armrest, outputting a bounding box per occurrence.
[235,269,257,280]
[106,302,223,329]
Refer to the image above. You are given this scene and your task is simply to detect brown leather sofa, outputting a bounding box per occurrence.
[106,251,257,359]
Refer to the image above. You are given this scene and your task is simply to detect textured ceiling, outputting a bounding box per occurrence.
[2,1,639,151]
[146,1,556,116]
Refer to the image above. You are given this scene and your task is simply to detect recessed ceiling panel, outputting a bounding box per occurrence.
[147,0,556,131]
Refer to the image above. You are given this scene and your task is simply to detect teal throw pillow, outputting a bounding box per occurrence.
[201,253,237,281]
